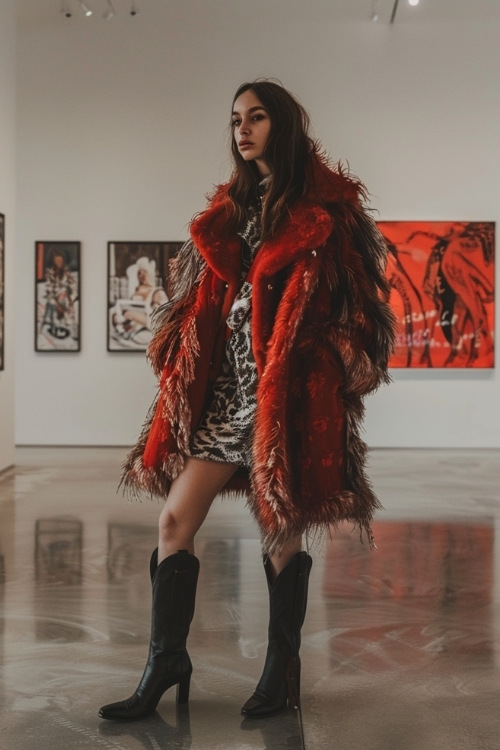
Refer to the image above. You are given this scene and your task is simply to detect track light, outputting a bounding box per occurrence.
[102,0,115,20]
[60,0,141,21]
[79,1,93,16]
[390,0,399,23]
[391,0,419,23]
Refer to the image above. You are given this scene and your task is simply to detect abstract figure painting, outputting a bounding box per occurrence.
[35,241,81,352]
[379,221,495,368]
[107,241,182,351]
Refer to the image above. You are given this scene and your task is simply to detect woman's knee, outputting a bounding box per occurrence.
[158,507,188,545]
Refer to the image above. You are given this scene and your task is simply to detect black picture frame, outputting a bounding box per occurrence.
[107,241,182,352]
[0,214,4,370]
[35,241,81,352]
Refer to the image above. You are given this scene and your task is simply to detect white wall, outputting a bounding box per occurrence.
[15,0,500,447]
[0,0,16,471]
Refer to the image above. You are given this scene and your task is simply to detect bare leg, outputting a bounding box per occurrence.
[158,456,238,562]
[267,535,303,581]
[99,456,238,721]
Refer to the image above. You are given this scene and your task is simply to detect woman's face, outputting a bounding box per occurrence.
[232,89,272,176]
[137,268,150,284]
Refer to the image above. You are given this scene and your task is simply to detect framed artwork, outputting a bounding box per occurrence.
[35,242,81,352]
[0,214,4,370]
[379,221,495,368]
[107,241,182,352]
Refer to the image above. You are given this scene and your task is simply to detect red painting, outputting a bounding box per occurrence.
[378,221,495,368]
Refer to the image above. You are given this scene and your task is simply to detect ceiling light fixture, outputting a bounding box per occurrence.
[79,1,93,16]
[60,0,141,21]
[409,0,420,5]
[102,0,115,20]
[60,0,72,17]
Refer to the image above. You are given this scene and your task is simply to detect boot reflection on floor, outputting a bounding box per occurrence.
[99,707,192,750]
[241,711,305,750]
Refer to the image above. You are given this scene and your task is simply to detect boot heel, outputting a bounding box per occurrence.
[176,674,191,704]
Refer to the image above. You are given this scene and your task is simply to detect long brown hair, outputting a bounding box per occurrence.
[227,80,315,240]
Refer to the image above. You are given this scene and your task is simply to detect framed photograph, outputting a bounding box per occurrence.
[0,214,4,370]
[35,241,81,352]
[378,221,495,368]
[107,241,182,352]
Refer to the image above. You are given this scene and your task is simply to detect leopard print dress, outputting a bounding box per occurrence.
[188,201,263,469]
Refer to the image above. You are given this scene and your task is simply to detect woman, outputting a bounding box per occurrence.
[112,259,168,342]
[43,249,77,339]
[99,80,396,722]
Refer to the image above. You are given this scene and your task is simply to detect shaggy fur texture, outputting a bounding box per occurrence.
[121,154,396,553]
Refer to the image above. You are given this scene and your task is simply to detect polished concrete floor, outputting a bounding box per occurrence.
[0,447,499,749]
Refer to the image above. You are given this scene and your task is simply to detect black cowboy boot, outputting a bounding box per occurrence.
[241,551,312,719]
[99,549,199,721]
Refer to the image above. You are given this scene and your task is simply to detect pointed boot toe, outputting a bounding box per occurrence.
[241,692,282,718]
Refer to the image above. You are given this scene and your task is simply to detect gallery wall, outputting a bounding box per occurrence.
[15,0,500,447]
[0,0,16,472]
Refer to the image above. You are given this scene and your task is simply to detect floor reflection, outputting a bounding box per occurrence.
[35,517,83,585]
[99,706,192,749]
[0,542,4,714]
[106,522,157,644]
[0,447,499,749]
[34,516,84,642]
[324,520,494,602]
[107,522,157,583]
[323,520,494,675]
[0,478,13,724]
[241,712,305,749]
[195,539,242,647]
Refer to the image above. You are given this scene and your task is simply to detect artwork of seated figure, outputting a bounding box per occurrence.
[111,257,168,347]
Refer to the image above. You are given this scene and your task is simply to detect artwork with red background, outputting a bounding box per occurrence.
[378,221,495,368]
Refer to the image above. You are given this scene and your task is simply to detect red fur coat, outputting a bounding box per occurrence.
[122,155,396,552]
